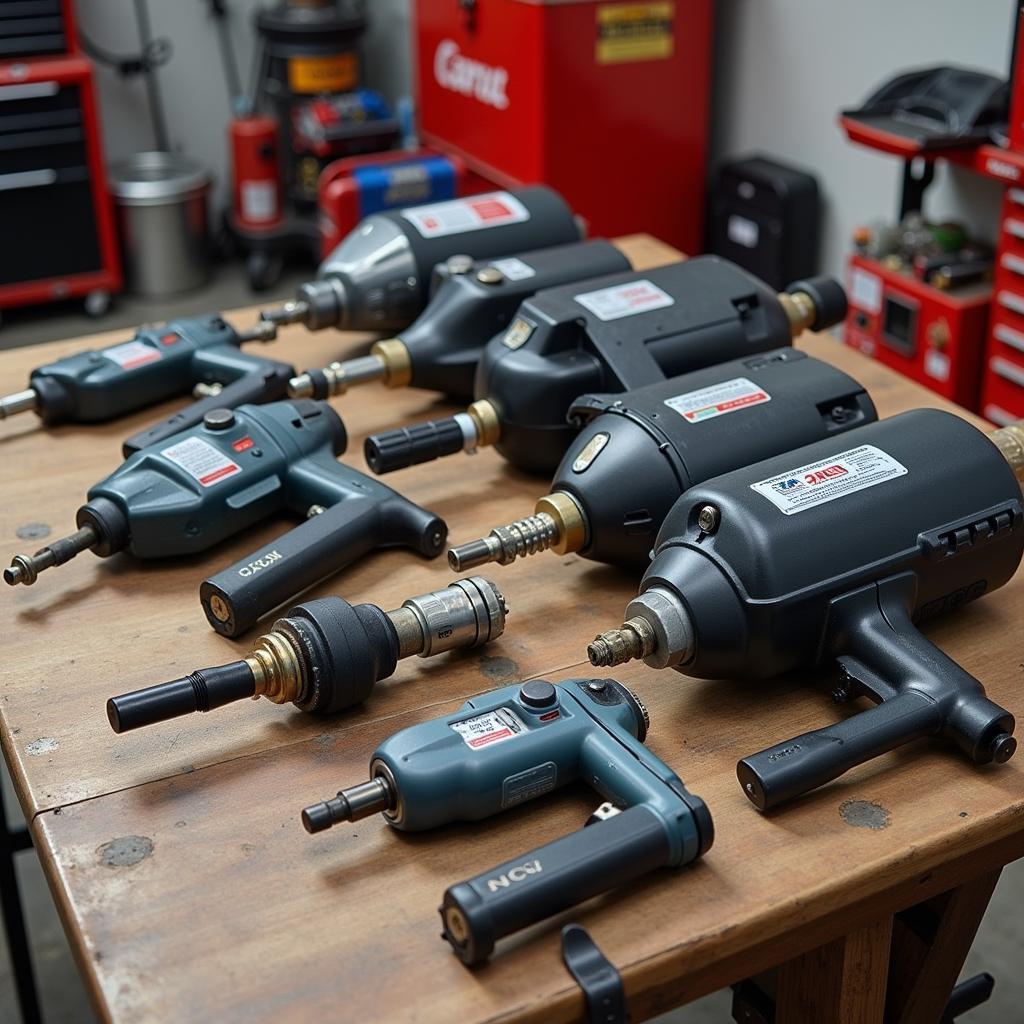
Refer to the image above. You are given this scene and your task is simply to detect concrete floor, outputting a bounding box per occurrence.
[0,266,1022,1022]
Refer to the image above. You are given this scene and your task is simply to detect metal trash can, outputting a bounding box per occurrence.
[109,151,212,297]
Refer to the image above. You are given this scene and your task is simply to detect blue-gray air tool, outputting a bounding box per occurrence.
[301,678,712,966]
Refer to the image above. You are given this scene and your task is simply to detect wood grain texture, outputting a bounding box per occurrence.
[3,235,1023,1023]
[775,917,892,1024]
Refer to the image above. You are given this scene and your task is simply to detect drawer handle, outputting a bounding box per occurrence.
[997,290,1024,316]
[1010,188,1024,207]
[0,82,59,102]
[995,323,1024,352]
[984,403,1019,426]
[1004,217,1024,240]
[0,168,57,191]
[991,356,1024,387]
[1001,253,1024,277]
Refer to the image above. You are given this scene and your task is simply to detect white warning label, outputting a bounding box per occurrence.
[161,436,241,488]
[401,191,529,238]
[451,707,525,749]
[664,376,770,424]
[574,278,674,321]
[750,444,907,516]
[488,256,535,281]
[102,340,161,371]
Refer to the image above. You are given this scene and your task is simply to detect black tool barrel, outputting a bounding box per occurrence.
[737,691,945,810]
[440,805,670,966]
[106,662,256,733]
[364,417,466,475]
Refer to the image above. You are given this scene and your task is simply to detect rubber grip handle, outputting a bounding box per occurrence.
[121,361,294,456]
[106,662,256,733]
[736,690,944,811]
[364,416,466,475]
[200,493,446,637]
[440,804,672,966]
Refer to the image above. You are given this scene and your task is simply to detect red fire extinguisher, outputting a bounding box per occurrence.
[230,115,283,231]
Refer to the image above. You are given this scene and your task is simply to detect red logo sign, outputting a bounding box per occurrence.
[804,464,848,485]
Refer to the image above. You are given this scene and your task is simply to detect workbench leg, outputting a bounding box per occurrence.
[774,917,892,1024]
[885,869,1001,1024]
[0,781,42,1024]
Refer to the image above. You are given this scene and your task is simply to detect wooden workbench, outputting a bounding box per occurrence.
[1,236,1022,1024]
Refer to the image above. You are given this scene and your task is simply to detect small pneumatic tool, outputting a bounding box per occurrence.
[0,315,291,455]
[257,186,582,336]
[589,411,1024,810]
[5,400,446,637]
[106,577,506,733]
[287,239,631,405]
[449,349,876,572]
[364,256,848,477]
[301,677,712,966]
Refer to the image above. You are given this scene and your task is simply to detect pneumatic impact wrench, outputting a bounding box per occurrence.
[589,411,1024,809]
[5,400,447,637]
[449,348,876,572]
[301,678,712,966]
[258,187,582,336]
[287,239,630,404]
[364,256,848,477]
[107,577,506,735]
[0,314,291,455]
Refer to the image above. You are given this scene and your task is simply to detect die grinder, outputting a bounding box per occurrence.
[364,257,848,477]
[588,411,1024,810]
[0,314,292,456]
[449,349,876,573]
[301,678,712,966]
[106,577,506,733]
[4,400,447,637]
[257,187,582,336]
[287,239,631,404]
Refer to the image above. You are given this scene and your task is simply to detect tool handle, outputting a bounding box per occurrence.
[121,358,294,455]
[737,582,1015,810]
[364,416,466,474]
[200,489,446,637]
[737,690,944,810]
[440,804,672,966]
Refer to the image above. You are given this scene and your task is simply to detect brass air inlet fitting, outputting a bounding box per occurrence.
[370,338,413,388]
[991,420,1024,485]
[779,290,817,336]
[244,630,303,705]
[467,398,502,448]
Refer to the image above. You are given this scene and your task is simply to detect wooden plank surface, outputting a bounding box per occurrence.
[2,235,1023,1022]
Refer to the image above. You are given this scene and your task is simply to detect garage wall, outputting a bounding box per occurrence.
[78,1,1013,277]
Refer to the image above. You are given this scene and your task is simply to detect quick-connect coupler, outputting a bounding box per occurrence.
[107,578,507,733]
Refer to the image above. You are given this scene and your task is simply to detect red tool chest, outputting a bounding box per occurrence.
[414,0,713,253]
[845,254,991,409]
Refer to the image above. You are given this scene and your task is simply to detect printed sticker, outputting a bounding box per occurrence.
[488,256,535,281]
[664,377,770,423]
[502,762,557,809]
[451,707,525,749]
[596,2,674,64]
[924,349,951,382]
[574,278,674,321]
[750,444,907,516]
[850,268,882,315]
[240,181,279,225]
[401,192,529,238]
[102,340,161,371]
[161,436,241,488]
